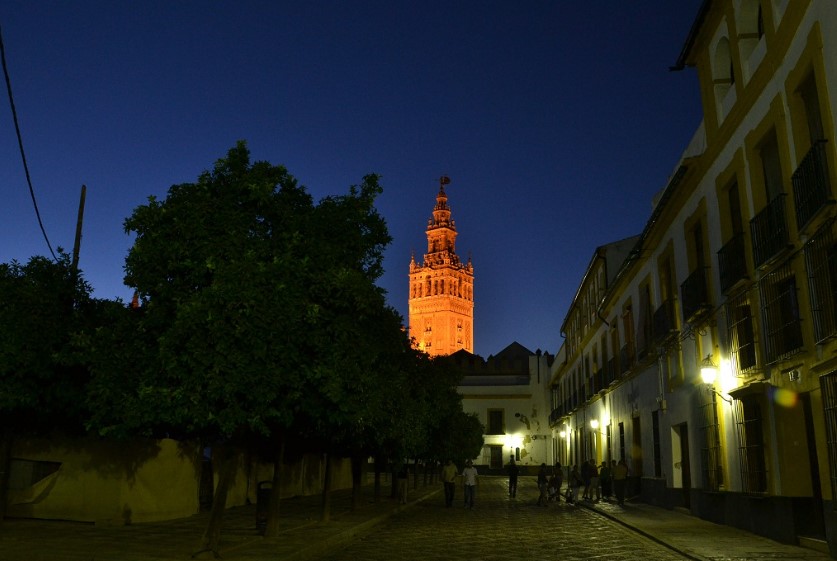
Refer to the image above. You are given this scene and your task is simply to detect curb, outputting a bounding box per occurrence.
[578,501,705,561]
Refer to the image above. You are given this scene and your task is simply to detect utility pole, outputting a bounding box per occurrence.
[71,184,86,272]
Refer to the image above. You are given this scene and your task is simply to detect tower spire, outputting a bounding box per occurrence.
[407,177,474,356]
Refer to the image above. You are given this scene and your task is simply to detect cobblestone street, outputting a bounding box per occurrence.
[321,476,687,561]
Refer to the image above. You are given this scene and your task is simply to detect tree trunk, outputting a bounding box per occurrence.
[320,452,332,523]
[193,446,237,559]
[262,436,285,538]
[0,427,13,522]
[373,455,382,503]
[350,452,362,511]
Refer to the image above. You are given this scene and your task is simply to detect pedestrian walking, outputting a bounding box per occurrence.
[507,458,519,498]
[397,464,409,504]
[589,459,601,501]
[553,462,563,503]
[600,461,612,500]
[613,458,629,506]
[536,463,548,506]
[441,459,458,507]
[462,460,479,508]
[581,459,592,500]
[566,464,582,503]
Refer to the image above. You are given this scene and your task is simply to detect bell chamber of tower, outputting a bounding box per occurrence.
[408,176,474,356]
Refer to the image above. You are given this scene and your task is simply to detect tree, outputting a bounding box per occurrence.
[0,253,99,520]
[89,142,398,553]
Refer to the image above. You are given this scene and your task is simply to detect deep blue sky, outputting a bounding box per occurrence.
[0,2,703,358]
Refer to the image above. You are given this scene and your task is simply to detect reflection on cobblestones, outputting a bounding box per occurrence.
[320,477,687,561]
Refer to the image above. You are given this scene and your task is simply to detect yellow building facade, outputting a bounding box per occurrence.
[408,177,474,356]
[550,0,837,554]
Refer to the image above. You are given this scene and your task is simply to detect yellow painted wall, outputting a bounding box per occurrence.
[8,437,356,524]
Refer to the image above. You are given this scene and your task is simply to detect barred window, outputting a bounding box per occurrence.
[734,396,768,493]
[805,218,837,344]
[822,371,837,507]
[725,292,758,375]
[700,391,723,491]
[759,262,804,363]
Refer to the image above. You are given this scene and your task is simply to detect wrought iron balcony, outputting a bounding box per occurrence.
[717,232,748,293]
[619,344,634,375]
[750,194,790,268]
[680,267,711,323]
[652,298,678,344]
[605,357,618,386]
[793,140,834,232]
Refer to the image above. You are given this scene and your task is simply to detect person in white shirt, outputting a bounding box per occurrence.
[462,460,479,508]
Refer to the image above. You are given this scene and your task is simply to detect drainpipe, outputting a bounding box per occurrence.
[657,347,667,413]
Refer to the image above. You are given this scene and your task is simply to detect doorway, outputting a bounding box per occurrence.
[672,423,691,509]
[489,445,504,470]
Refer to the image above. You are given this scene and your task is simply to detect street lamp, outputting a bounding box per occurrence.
[700,354,731,403]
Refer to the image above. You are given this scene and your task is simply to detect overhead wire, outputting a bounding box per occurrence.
[0,22,57,261]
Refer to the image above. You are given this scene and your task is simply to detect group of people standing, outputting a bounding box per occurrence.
[565,458,629,505]
[523,458,630,506]
[437,457,630,509]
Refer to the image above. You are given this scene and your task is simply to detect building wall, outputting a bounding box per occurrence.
[550,0,837,552]
[7,436,353,524]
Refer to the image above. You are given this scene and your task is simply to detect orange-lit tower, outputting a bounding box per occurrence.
[408,176,474,355]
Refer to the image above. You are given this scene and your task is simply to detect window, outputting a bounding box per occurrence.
[800,73,825,144]
[652,411,662,477]
[792,73,831,231]
[719,181,749,293]
[637,284,653,359]
[487,410,504,435]
[804,218,837,343]
[734,396,768,492]
[621,302,636,371]
[759,262,804,363]
[606,424,613,465]
[761,132,784,203]
[725,292,758,374]
[619,422,626,461]
[820,371,837,506]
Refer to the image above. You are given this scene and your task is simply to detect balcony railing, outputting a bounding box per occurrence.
[750,194,790,268]
[793,140,834,231]
[620,344,634,375]
[652,298,678,344]
[681,267,711,323]
[605,357,618,386]
[718,232,748,293]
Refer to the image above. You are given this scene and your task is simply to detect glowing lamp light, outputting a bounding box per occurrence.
[559,430,566,439]
[590,419,599,430]
[700,354,718,385]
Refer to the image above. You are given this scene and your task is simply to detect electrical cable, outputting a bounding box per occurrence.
[0,23,57,261]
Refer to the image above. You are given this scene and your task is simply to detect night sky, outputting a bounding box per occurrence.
[0,2,703,358]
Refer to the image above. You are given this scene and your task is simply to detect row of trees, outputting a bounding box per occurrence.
[0,142,483,556]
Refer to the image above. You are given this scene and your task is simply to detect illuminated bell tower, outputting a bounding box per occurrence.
[408,176,474,356]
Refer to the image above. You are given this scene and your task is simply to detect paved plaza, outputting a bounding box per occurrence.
[321,476,687,561]
[0,475,832,560]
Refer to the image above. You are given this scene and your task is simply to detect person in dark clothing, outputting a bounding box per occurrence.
[507,458,520,498]
[536,463,548,506]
